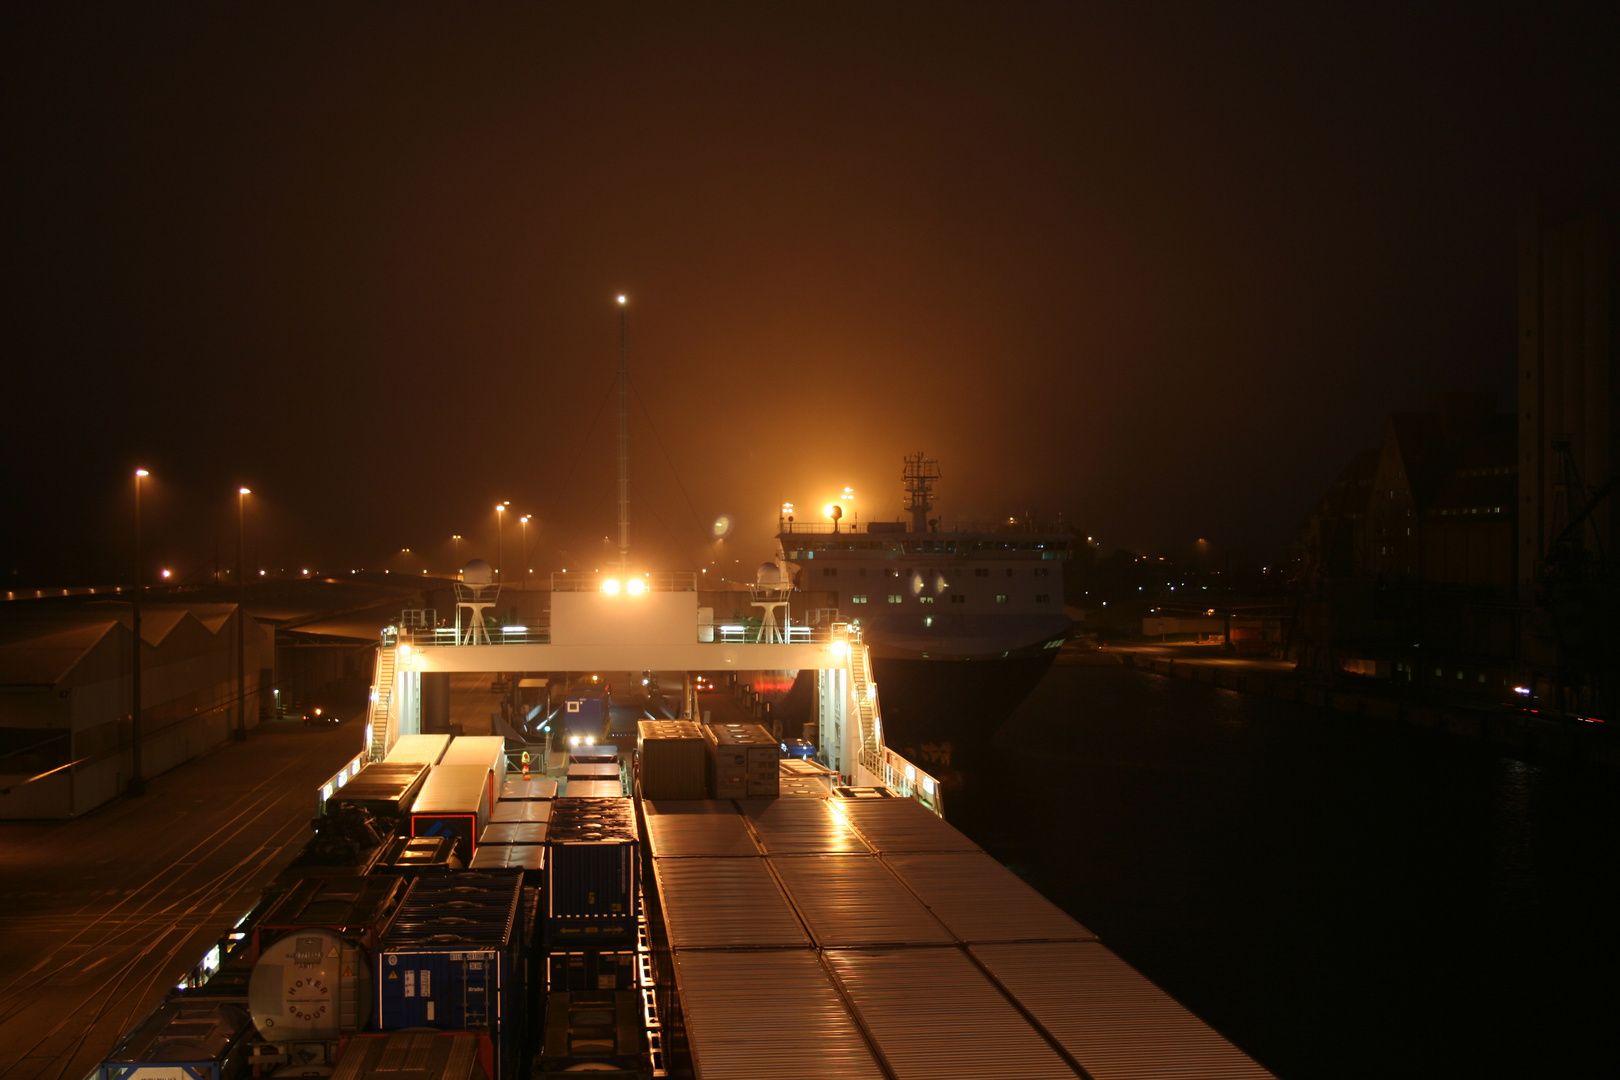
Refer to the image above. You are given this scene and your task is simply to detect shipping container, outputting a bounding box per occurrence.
[564,778,624,798]
[545,950,638,992]
[832,796,979,853]
[703,722,778,798]
[252,875,407,956]
[469,843,545,881]
[375,834,462,878]
[323,762,431,819]
[410,764,495,860]
[643,800,758,858]
[99,1000,253,1080]
[384,733,452,766]
[735,799,871,855]
[377,873,524,1080]
[490,800,553,825]
[545,798,638,946]
[769,856,951,947]
[881,852,1094,944]
[480,822,548,846]
[440,736,509,811]
[332,1031,489,1080]
[652,858,809,950]
[823,946,1078,1079]
[669,950,884,1080]
[500,777,558,801]
[566,761,621,782]
[968,941,1276,1079]
[779,777,832,798]
[637,719,707,800]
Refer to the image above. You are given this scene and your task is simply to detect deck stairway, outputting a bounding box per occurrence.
[367,645,397,762]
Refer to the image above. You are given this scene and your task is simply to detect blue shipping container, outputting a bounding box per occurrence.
[376,873,523,1080]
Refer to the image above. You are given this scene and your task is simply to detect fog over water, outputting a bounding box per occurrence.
[950,664,1620,1079]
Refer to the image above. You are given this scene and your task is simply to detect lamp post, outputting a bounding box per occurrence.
[130,469,148,796]
[451,535,462,576]
[520,515,530,576]
[235,487,250,741]
[495,503,507,578]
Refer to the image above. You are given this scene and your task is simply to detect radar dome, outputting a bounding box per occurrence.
[756,562,784,586]
[461,559,493,585]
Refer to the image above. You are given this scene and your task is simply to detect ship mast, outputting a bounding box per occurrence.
[903,452,940,532]
[617,295,630,570]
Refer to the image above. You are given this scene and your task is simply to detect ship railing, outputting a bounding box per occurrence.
[876,747,944,814]
[780,519,1073,536]
[393,623,841,646]
[551,571,699,592]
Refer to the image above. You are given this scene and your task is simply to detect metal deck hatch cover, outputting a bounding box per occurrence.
[969,942,1277,1079]
[490,800,553,824]
[672,949,885,1080]
[881,852,1095,943]
[831,798,980,853]
[644,800,759,858]
[653,857,809,949]
[824,946,1079,1079]
[737,799,870,854]
[768,856,951,947]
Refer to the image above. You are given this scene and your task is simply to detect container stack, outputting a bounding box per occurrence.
[473,781,554,878]
[636,720,706,800]
[703,722,779,798]
[375,871,525,1080]
[99,1000,254,1080]
[544,797,639,948]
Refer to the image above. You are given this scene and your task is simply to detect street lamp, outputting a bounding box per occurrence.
[451,534,462,575]
[235,487,250,741]
[495,503,508,578]
[130,469,149,796]
[520,515,530,575]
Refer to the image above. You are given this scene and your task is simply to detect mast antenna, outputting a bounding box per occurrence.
[617,294,630,570]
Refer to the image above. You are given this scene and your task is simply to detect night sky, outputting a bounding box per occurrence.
[4,3,1617,586]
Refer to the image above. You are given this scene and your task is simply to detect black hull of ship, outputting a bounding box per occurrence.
[871,651,1059,782]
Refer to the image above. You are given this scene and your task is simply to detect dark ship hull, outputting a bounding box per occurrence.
[871,650,1060,781]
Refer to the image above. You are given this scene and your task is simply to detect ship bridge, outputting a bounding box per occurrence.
[338,572,940,813]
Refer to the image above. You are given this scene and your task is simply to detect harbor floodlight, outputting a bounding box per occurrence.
[601,578,621,595]
[135,468,149,477]
[627,577,646,595]
[239,487,251,495]
[617,294,627,305]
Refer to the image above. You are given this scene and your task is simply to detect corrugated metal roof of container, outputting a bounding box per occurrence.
[831,797,979,853]
[969,941,1276,1079]
[565,779,625,798]
[882,852,1094,944]
[769,856,951,947]
[490,800,552,825]
[500,777,558,801]
[654,858,809,949]
[567,761,621,780]
[385,733,452,765]
[824,946,1080,1080]
[439,735,508,774]
[644,800,759,858]
[470,844,544,874]
[737,799,870,854]
[332,1031,485,1080]
[481,822,548,845]
[410,764,489,815]
[672,950,886,1080]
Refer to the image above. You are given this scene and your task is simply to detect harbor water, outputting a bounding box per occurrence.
[948,663,1620,1079]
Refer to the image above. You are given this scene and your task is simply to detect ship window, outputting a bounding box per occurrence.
[1005,568,1014,577]
[887,594,902,604]
[950,594,965,604]
[1035,594,1051,603]
[975,567,990,577]
[1034,568,1050,577]
[852,595,867,604]
[919,596,935,604]
[886,568,900,577]
[995,594,1008,603]
[822,567,837,577]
